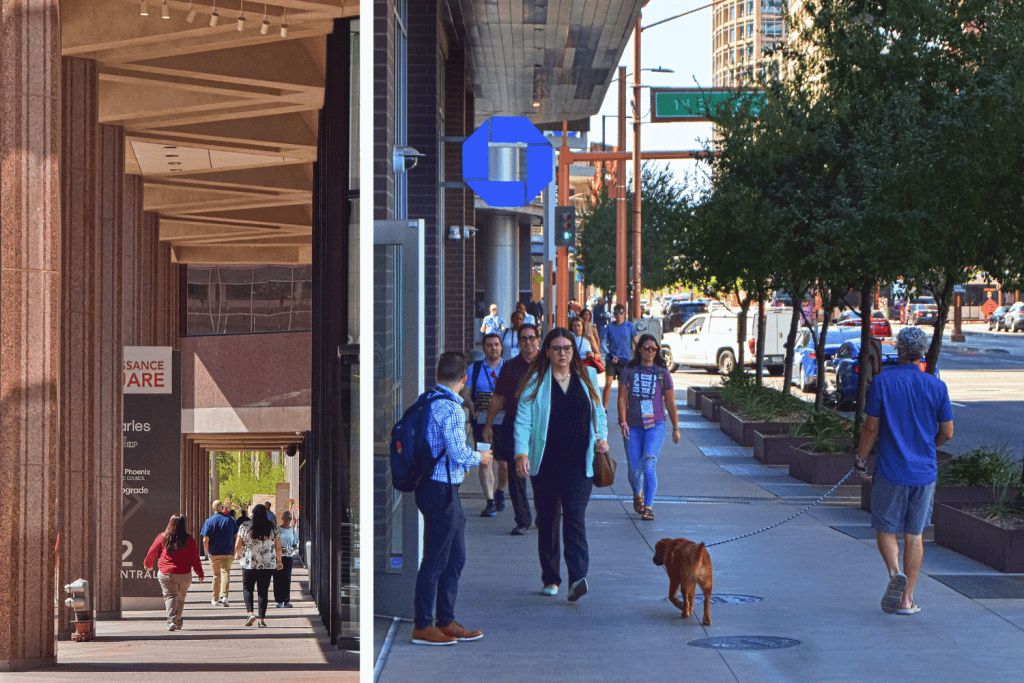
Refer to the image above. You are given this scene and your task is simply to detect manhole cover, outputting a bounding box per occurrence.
[688,636,801,650]
[662,594,764,605]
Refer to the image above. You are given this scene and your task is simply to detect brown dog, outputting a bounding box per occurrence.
[653,537,713,625]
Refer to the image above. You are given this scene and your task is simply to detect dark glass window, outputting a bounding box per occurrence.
[185,264,313,335]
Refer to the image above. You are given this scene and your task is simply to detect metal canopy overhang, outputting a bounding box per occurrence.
[443,0,644,126]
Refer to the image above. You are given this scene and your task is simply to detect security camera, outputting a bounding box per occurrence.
[393,145,425,174]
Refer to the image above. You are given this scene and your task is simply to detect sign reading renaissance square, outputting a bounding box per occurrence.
[650,88,766,123]
[121,347,181,608]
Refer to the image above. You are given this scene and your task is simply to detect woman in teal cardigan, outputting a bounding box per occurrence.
[514,327,609,601]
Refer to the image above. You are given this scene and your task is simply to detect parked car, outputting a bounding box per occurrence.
[829,339,934,411]
[834,310,893,338]
[988,306,1009,331]
[661,305,790,374]
[1003,301,1024,332]
[661,299,711,334]
[790,326,862,393]
[901,297,939,326]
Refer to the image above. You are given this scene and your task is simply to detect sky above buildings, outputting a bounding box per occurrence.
[589,0,717,196]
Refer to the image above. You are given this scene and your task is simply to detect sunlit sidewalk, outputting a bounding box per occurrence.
[8,562,358,682]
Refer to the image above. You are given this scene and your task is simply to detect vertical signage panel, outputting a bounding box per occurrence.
[121,347,181,608]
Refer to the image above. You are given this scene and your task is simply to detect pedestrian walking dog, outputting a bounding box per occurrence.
[653,537,713,625]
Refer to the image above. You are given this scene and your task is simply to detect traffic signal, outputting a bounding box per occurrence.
[554,206,576,248]
[64,578,90,611]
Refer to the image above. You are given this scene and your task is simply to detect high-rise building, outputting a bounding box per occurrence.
[712,0,788,87]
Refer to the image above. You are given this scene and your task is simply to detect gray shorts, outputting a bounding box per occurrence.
[870,475,935,535]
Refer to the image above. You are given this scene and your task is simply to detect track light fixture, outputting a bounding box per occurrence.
[280,8,288,37]
[210,2,219,26]
[162,0,170,19]
[261,4,270,34]
[185,2,197,23]
[237,0,245,30]
[139,0,148,16]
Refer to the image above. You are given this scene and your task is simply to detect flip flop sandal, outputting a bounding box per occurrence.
[633,494,644,514]
[896,604,921,615]
[641,507,654,521]
[881,573,908,614]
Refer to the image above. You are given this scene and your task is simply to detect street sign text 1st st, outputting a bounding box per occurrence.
[650,88,766,123]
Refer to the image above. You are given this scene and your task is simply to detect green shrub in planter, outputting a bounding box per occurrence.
[937,447,1022,487]
[788,410,854,454]
[719,368,811,423]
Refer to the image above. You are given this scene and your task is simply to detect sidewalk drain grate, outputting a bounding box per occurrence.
[688,636,800,650]
[663,594,764,605]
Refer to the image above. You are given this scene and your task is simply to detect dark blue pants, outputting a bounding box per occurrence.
[531,463,593,587]
[495,423,532,528]
[413,479,466,630]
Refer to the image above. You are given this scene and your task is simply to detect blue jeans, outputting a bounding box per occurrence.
[623,421,666,507]
[413,479,466,630]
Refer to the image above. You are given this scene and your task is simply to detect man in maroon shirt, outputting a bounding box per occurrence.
[483,323,540,535]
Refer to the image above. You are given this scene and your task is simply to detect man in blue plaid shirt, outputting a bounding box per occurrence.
[412,352,494,646]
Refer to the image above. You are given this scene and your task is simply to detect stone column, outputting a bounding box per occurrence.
[58,57,125,636]
[0,0,62,671]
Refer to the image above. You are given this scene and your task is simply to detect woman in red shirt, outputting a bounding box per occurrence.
[144,514,205,632]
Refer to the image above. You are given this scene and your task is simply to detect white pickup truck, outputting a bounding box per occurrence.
[661,305,791,375]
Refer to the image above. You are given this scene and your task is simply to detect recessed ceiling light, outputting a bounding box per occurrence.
[163,146,177,149]
[168,162,182,165]
[166,154,179,157]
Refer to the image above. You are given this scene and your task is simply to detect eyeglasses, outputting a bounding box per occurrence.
[519,335,538,344]
[641,345,658,352]
[549,345,573,354]
[615,311,625,316]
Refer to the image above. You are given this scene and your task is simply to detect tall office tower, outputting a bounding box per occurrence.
[712,0,787,87]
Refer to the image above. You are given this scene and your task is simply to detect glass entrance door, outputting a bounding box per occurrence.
[373,219,424,618]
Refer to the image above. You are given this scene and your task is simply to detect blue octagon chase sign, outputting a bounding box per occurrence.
[462,116,553,208]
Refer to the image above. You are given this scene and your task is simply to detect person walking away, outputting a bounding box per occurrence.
[144,514,204,632]
[461,333,508,517]
[857,326,953,615]
[274,511,299,608]
[616,334,680,521]
[200,500,238,606]
[484,323,541,536]
[601,304,639,409]
[501,311,525,360]
[234,503,282,628]
[265,501,277,523]
[592,297,608,351]
[514,327,608,600]
[237,504,250,526]
[480,303,506,335]
[411,352,493,645]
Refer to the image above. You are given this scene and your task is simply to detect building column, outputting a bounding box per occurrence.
[58,57,126,635]
[477,214,519,323]
[0,0,62,671]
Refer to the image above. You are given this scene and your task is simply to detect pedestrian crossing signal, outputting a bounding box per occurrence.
[555,206,576,248]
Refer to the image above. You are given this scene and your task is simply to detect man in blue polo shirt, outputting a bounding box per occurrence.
[857,326,953,616]
[601,304,638,409]
[201,500,238,606]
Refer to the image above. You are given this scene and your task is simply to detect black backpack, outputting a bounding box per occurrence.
[390,390,455,492]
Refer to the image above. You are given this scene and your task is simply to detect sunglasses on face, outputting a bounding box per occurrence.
[641,345,658,352]
[519,335,538,343]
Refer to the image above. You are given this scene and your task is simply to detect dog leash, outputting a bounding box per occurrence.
[704,467,858,548]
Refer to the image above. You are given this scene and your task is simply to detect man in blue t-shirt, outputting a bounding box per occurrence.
[601,304,638,409]
[857,326,953,616]
[201,500,239,606]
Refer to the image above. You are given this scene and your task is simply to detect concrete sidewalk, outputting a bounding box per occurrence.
[374,388,1024,683]
[7,561,358,682]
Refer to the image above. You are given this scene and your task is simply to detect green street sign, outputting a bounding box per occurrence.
[650,88,766,123]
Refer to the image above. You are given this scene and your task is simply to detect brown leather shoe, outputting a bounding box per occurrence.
[411,625,457,646]
[437,620,483,641]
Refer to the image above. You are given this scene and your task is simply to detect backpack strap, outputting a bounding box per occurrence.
[470,360,485,400]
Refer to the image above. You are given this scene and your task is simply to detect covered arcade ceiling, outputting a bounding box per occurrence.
[62,0,359,264]
[443,0,645,125]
